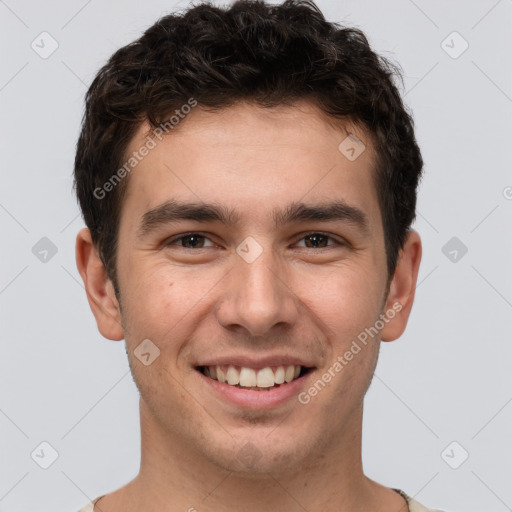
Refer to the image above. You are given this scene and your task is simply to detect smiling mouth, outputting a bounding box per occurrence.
[197,365,312,391]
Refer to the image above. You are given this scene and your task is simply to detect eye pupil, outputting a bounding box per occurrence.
[305,234,328,248]
[183,234,203,248]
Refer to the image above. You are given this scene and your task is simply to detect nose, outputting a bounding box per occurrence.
[215,242,299,337]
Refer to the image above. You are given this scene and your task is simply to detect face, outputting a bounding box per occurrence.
[79,100,420,477]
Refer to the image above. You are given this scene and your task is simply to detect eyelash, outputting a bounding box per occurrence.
[165,232,345,250]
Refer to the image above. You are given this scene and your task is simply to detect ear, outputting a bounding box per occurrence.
[75,227,124,341]
[381,230,422,342]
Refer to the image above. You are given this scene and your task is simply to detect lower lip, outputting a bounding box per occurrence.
[196,369,312,409]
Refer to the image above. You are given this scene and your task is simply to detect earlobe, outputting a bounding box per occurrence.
[75,227,125,341]
[381,230,422,342]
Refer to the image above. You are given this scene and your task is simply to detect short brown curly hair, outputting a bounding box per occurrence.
[73,0,423,294]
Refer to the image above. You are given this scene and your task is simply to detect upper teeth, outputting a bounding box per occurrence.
[205,365,302,387]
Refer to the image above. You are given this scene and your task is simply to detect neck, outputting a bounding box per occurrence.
[109,400,397,512]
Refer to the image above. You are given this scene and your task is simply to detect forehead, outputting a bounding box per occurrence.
[119,100,381,233]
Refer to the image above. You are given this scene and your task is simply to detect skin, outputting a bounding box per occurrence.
[76,100,421,512]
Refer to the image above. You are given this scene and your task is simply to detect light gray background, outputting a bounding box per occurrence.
[1,1,511,511]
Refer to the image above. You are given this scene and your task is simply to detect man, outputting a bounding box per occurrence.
[74,1,442,510]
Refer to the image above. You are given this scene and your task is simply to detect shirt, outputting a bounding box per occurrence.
[77,489,445,511]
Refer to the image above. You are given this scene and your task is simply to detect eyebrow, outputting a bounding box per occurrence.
[137,199,369,238]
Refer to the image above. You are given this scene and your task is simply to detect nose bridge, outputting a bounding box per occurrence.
[215,238,298,336]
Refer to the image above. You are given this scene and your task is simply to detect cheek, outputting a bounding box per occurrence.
[120,260,224,346]
[301,262,385,342]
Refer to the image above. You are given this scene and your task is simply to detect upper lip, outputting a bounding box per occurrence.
[195,355,315,369]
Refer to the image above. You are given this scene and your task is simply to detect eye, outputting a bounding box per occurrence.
[164,232,345,250]
[165,233,215,249]
[295,232,344,249]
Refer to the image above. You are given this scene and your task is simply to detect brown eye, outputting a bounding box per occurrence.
[166,233,214,249]
[296,233,342,249]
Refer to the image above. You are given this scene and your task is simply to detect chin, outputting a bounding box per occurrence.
[200,428,315,477]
